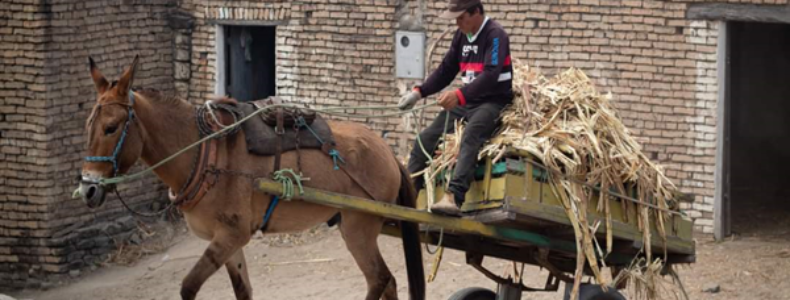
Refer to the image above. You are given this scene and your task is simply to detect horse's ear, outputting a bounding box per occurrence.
[116,55,139,97]
[89,57,109,96]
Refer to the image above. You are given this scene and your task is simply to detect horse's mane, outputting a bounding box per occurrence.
[133,87,242,107]
[132,87,185,107]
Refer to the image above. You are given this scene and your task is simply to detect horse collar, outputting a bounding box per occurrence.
[169,122,220,210]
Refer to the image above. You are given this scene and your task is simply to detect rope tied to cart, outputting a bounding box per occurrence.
[272,169,304,200]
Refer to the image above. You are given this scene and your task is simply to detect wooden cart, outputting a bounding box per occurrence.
[256,149,695,300]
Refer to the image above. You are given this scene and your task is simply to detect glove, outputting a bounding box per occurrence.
[398,90,421,111]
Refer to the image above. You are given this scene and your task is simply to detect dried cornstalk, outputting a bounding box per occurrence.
[614,257,685,300]
[420,60,684,299]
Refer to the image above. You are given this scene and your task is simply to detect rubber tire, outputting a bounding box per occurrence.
[577,284,627,300]
[448,287,497,300]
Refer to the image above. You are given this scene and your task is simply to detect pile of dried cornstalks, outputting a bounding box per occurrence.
[419,60,686,299]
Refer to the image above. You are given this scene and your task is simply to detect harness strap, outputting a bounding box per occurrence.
[295,116,345,170]
[85,92,136,177]
[169,140,207,206]
[273,108,284,174]
[170,123,220,210]
[259,196,280,232]
[296,116,325,144]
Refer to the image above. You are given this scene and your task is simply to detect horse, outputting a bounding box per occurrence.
[77,56,425,300]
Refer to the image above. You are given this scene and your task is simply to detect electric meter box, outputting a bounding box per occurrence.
[395,31,425,79]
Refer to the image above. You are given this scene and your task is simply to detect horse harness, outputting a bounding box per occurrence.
[85,94,364,232]
[168,130,219,210]
[170,100,351,230]
[84,92,137,178]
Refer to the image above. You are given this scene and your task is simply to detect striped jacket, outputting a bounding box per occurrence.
[417,17,514,107]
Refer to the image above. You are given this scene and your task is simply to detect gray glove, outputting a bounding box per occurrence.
[398,90,421,110]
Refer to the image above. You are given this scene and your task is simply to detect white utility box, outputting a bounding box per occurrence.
[395,31,425,79]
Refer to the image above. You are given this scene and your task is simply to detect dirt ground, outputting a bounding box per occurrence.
[9,221,790,300]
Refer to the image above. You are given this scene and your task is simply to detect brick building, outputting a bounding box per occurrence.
[0,0,177,290]
[2,0,789,290]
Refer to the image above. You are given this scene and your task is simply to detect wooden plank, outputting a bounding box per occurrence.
[482,157,493,200]
[473,209,696,264]
[469,209,567,232]
[687,4,790,24]
[502,197,696,255]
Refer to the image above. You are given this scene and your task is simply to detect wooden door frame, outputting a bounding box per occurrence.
[214,24,226,96]
[714,21,731,240]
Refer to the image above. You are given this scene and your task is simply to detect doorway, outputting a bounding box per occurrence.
[222,26,276,102]
[718,21,790,238]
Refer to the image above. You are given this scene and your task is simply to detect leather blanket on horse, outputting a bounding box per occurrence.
[234,97,336,156]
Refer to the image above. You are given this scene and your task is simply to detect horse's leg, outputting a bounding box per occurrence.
[181,232,250,300]
[339,211,397,300]
[225,248,252,300]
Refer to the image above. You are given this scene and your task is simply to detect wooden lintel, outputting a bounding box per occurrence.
[687,3,790,24]
[207,19,290,26]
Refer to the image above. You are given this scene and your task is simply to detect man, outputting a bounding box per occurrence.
[399,0,513,216]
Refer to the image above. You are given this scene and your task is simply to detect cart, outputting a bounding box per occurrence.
[256,148,695,300]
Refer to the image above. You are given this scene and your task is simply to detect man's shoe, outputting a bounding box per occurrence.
[430,193,461,216]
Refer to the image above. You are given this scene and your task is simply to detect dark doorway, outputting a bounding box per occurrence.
[225,26,276,102]
[726,21,790,238]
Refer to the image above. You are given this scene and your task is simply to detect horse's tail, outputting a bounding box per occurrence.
[397,163,426,300]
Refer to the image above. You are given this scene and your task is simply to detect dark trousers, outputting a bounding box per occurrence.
[407,102,506,205]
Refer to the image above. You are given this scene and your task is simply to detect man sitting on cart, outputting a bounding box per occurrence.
[398,0,514,216]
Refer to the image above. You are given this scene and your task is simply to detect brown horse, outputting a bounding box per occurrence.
[77,56,425,300]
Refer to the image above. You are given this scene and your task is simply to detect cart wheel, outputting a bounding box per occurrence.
[576,284,627,300]
[448,287,497,300]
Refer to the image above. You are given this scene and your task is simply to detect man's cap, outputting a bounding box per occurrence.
[439,0,482,19]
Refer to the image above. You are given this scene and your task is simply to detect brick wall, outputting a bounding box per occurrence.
[0,0,50,289]
[0,0,177,290]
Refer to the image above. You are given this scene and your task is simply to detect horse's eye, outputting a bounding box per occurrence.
[104,124,118,135]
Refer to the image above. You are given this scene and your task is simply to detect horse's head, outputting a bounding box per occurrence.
[79,56,147,208]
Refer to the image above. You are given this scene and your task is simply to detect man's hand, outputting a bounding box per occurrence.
[398,90,421,110]
[438,90,459,110]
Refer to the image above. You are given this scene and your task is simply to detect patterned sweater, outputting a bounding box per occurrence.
[417,17,514,107]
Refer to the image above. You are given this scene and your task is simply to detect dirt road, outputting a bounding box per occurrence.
[10,223,790,300]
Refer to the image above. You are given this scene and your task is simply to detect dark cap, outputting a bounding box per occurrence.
[439,0,482,19]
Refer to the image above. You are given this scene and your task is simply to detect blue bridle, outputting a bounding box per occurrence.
[85,92,136,178]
